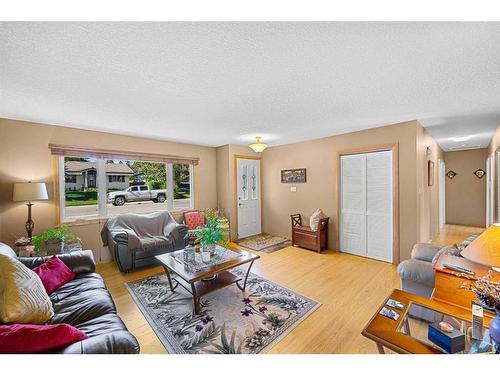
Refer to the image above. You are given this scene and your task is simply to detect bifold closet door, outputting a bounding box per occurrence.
[340,150,393,263]
[340,153,366,257]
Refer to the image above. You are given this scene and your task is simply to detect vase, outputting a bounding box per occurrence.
[203,244,216,256]
[45,238,64,256]
[489,310,500,354]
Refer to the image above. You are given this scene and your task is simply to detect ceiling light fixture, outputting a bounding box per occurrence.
[249,136,268,153]
[452,136,471,142]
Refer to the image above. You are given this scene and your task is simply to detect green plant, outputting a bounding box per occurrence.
[31,225,76,255]
[192,210,228,248]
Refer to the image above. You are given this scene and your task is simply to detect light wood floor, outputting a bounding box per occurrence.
[96,224,483,354]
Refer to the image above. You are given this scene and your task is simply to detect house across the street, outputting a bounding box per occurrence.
[65,161,134,190]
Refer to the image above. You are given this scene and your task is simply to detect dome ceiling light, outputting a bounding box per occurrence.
[249,136,268,153]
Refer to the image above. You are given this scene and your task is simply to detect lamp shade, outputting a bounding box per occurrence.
[461,225,500,268]
[13,182,48,202]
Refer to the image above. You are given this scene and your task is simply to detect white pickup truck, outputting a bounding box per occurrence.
[107,185,167,206]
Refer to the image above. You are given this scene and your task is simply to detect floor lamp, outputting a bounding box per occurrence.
[13,182,48,242]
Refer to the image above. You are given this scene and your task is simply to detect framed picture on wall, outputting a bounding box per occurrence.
[281,168,307,183]
[428,160,434,186]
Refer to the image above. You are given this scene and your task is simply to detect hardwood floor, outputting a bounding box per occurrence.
[96,224,483,354]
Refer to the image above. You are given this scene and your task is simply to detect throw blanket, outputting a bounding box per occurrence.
[101,211,183,251]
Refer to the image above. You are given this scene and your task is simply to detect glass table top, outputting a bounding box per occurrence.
[396,302,495,354]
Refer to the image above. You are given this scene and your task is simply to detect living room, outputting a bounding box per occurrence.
[1,3,500,374]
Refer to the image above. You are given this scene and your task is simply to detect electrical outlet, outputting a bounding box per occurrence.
[290,186,297,192]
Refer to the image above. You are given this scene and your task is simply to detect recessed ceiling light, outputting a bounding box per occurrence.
[452,136,471,142]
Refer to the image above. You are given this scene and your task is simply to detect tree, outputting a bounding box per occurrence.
[132,161,166,189]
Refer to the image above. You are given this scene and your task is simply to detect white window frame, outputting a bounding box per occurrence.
[59,156,194,222]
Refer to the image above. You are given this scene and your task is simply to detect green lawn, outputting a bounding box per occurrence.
[174,188,190,199]
[66,199,98,207]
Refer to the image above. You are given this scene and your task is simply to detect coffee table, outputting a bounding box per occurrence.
[362,289,496,354]
[155,245,260,314]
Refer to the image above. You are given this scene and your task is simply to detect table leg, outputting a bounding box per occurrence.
[236,260,254,292]
[162,266,178,292]
[191,282,200,314]
[376,343,386,354]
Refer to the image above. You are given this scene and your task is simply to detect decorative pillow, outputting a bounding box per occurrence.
[0,254,54,324]
[432,244,461,265]
[32,256,76,295]
[458,233,481,251]
[184,211,205,230]
[309,209,327,231]
[0,323,87,353]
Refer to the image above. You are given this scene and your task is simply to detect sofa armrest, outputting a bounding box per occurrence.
[410,243,442,262]
[397,259,435,288]
[18,250,96,275]
[174,224,188,240]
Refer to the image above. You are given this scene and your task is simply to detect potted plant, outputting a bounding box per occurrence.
[32,225,77,256]
[192,210,229,256]
[461,271,500,353]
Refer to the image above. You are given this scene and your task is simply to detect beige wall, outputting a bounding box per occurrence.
[444,149,487,227]
[1,117,444,264]
[416,125,445,243]
[0,118,218,261]
[259,120,441,262]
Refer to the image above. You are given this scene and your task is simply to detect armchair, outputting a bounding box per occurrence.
[101,211,188,273]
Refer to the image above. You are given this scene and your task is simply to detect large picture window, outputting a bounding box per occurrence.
[59,156,193,221]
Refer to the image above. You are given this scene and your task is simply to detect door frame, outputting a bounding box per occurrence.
[336,143,400,264]
[233,155,262,240]
[486,155,494,227]
[438,159,446,229]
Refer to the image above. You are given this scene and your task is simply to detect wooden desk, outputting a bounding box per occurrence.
[433,255,500,314]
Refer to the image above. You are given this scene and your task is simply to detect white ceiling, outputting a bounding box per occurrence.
[1,22,499,150]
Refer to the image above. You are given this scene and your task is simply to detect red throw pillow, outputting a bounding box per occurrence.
[0,323,87,353]
[32,256,76,294]
[184,211,205,230]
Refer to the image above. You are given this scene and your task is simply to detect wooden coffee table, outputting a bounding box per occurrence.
[155,246,260,314]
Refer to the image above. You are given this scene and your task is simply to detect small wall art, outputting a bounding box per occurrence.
[281,168,306,183]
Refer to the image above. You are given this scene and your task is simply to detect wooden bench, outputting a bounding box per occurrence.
[290,213,329,253]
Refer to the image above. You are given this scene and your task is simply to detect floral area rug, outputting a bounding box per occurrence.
[125,268,320,354]
[237,233,291,253]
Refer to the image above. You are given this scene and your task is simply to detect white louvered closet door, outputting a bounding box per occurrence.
[340,150,393,263]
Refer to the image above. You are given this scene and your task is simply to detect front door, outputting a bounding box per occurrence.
[237,158,261,239]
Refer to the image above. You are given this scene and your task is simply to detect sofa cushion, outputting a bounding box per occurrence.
[58,314,139,354]
[431,244,461,264]
[0,323,87,353]
[32,256,76,294]
[397,259,435,288]
[49,273,116,326]
[0,254,54,324]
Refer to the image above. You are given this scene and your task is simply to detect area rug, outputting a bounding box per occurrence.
[125,268,320,354]
[237,233,291,253]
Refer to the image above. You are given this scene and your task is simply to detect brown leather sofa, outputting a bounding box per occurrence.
[0,243,140,354]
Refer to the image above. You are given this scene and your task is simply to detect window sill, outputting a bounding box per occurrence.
[61,208,193,225]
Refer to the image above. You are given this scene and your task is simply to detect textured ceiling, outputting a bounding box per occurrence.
[1,22,499,150]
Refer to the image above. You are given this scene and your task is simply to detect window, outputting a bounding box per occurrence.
[65,175,77,183]
[59,156,194,221]
[108,175,125,183]
[61,157,99,219]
